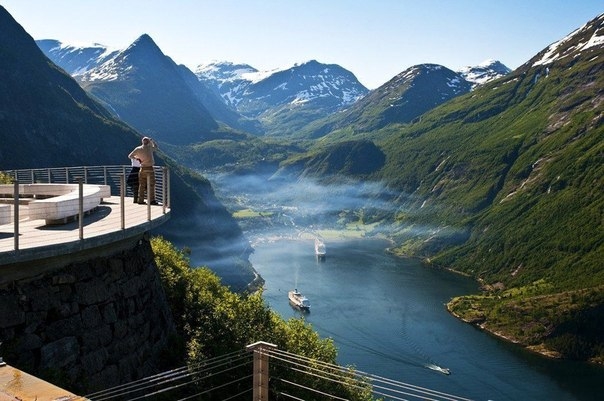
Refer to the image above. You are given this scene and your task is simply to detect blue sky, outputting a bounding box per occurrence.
[1,0,602,88]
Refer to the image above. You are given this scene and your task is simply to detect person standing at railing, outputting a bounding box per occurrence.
[128,137,159,205]
[126,157,141,203]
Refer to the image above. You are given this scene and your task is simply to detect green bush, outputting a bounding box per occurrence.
[151,236,374,400]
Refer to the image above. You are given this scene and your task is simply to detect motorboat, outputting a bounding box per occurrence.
[288,289,311,311]
[426,364,450,375]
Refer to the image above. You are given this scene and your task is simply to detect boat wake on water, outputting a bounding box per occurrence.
[425,363,451,375]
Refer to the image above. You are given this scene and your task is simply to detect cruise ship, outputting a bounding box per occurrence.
[288,289,311,311]
[315,238,326,259]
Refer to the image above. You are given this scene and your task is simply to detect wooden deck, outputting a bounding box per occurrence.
[0,363,82,401]
[0,196,170,269]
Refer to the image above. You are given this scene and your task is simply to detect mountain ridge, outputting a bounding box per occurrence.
[38,37,510,141]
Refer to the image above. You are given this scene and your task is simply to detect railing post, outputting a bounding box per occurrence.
[146,174,151,221]
[78,178,83,240]
[162,167,167,214]
[13,180,19,251]
[120,174,125,230]
[246,341,277,401]
[166,167,170,209]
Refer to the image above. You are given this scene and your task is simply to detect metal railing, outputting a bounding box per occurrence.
[5,165,169,206]
[0,165,170,254]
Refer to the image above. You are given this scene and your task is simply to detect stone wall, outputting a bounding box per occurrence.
[0,235,176,393]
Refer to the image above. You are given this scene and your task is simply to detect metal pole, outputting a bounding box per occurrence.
[120,174,125,230]
[147,174,151,221]
[246,341,277,401]
[13,180,19,251]
[162,167,167,214]
[78,178,83,240]
[166,167,170,209]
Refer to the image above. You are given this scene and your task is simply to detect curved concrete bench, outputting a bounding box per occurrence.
[0,184,111,225]
[0,204,10,225]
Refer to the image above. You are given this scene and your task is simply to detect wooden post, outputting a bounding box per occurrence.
[246,341,277,401]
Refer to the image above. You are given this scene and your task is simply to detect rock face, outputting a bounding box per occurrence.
[0,236,175,393]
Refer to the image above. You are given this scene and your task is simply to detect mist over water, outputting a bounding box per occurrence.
[198,171,604,401]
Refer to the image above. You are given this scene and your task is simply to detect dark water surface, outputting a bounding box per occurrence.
[248,237,604,401]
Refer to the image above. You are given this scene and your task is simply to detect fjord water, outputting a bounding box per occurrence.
[249,237,604,401]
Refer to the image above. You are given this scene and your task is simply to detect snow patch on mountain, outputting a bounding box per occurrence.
[196,59,368,112]
[533,13,604,67]
[457,59,511,87]
[36,39,119,76]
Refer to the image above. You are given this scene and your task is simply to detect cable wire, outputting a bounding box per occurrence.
[85,349,251,400]
[260,347,473,401]
[85,349,247,399]
[278,378,351,400]
[168,374,252,401]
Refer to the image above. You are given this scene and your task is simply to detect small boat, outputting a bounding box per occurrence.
[288,289,311,311]
[426,364,450,375]
[315,238,326,259]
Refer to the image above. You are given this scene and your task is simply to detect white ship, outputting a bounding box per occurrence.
[315,238,326,259]
[288,289,311,311]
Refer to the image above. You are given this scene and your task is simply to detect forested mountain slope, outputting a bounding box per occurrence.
[364,13,603,361]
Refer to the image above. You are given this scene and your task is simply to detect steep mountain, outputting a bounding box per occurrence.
[0,18,130,168]
[457,59,511,88]
[0,6,254,290]
[299,64,473,139]
[36,39,119,76]
[75,34,219,145]
[38,39,260,137]
[196,60,369,136]
[343,13,602,360]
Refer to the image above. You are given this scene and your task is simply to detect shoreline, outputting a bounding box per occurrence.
[447,304,567,360]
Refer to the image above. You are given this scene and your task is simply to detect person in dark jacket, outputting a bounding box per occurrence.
[126,157,141,202]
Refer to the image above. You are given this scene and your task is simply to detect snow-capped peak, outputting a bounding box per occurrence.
[457,59,511,87]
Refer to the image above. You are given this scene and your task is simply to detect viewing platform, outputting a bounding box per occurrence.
[0,165,171,280]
